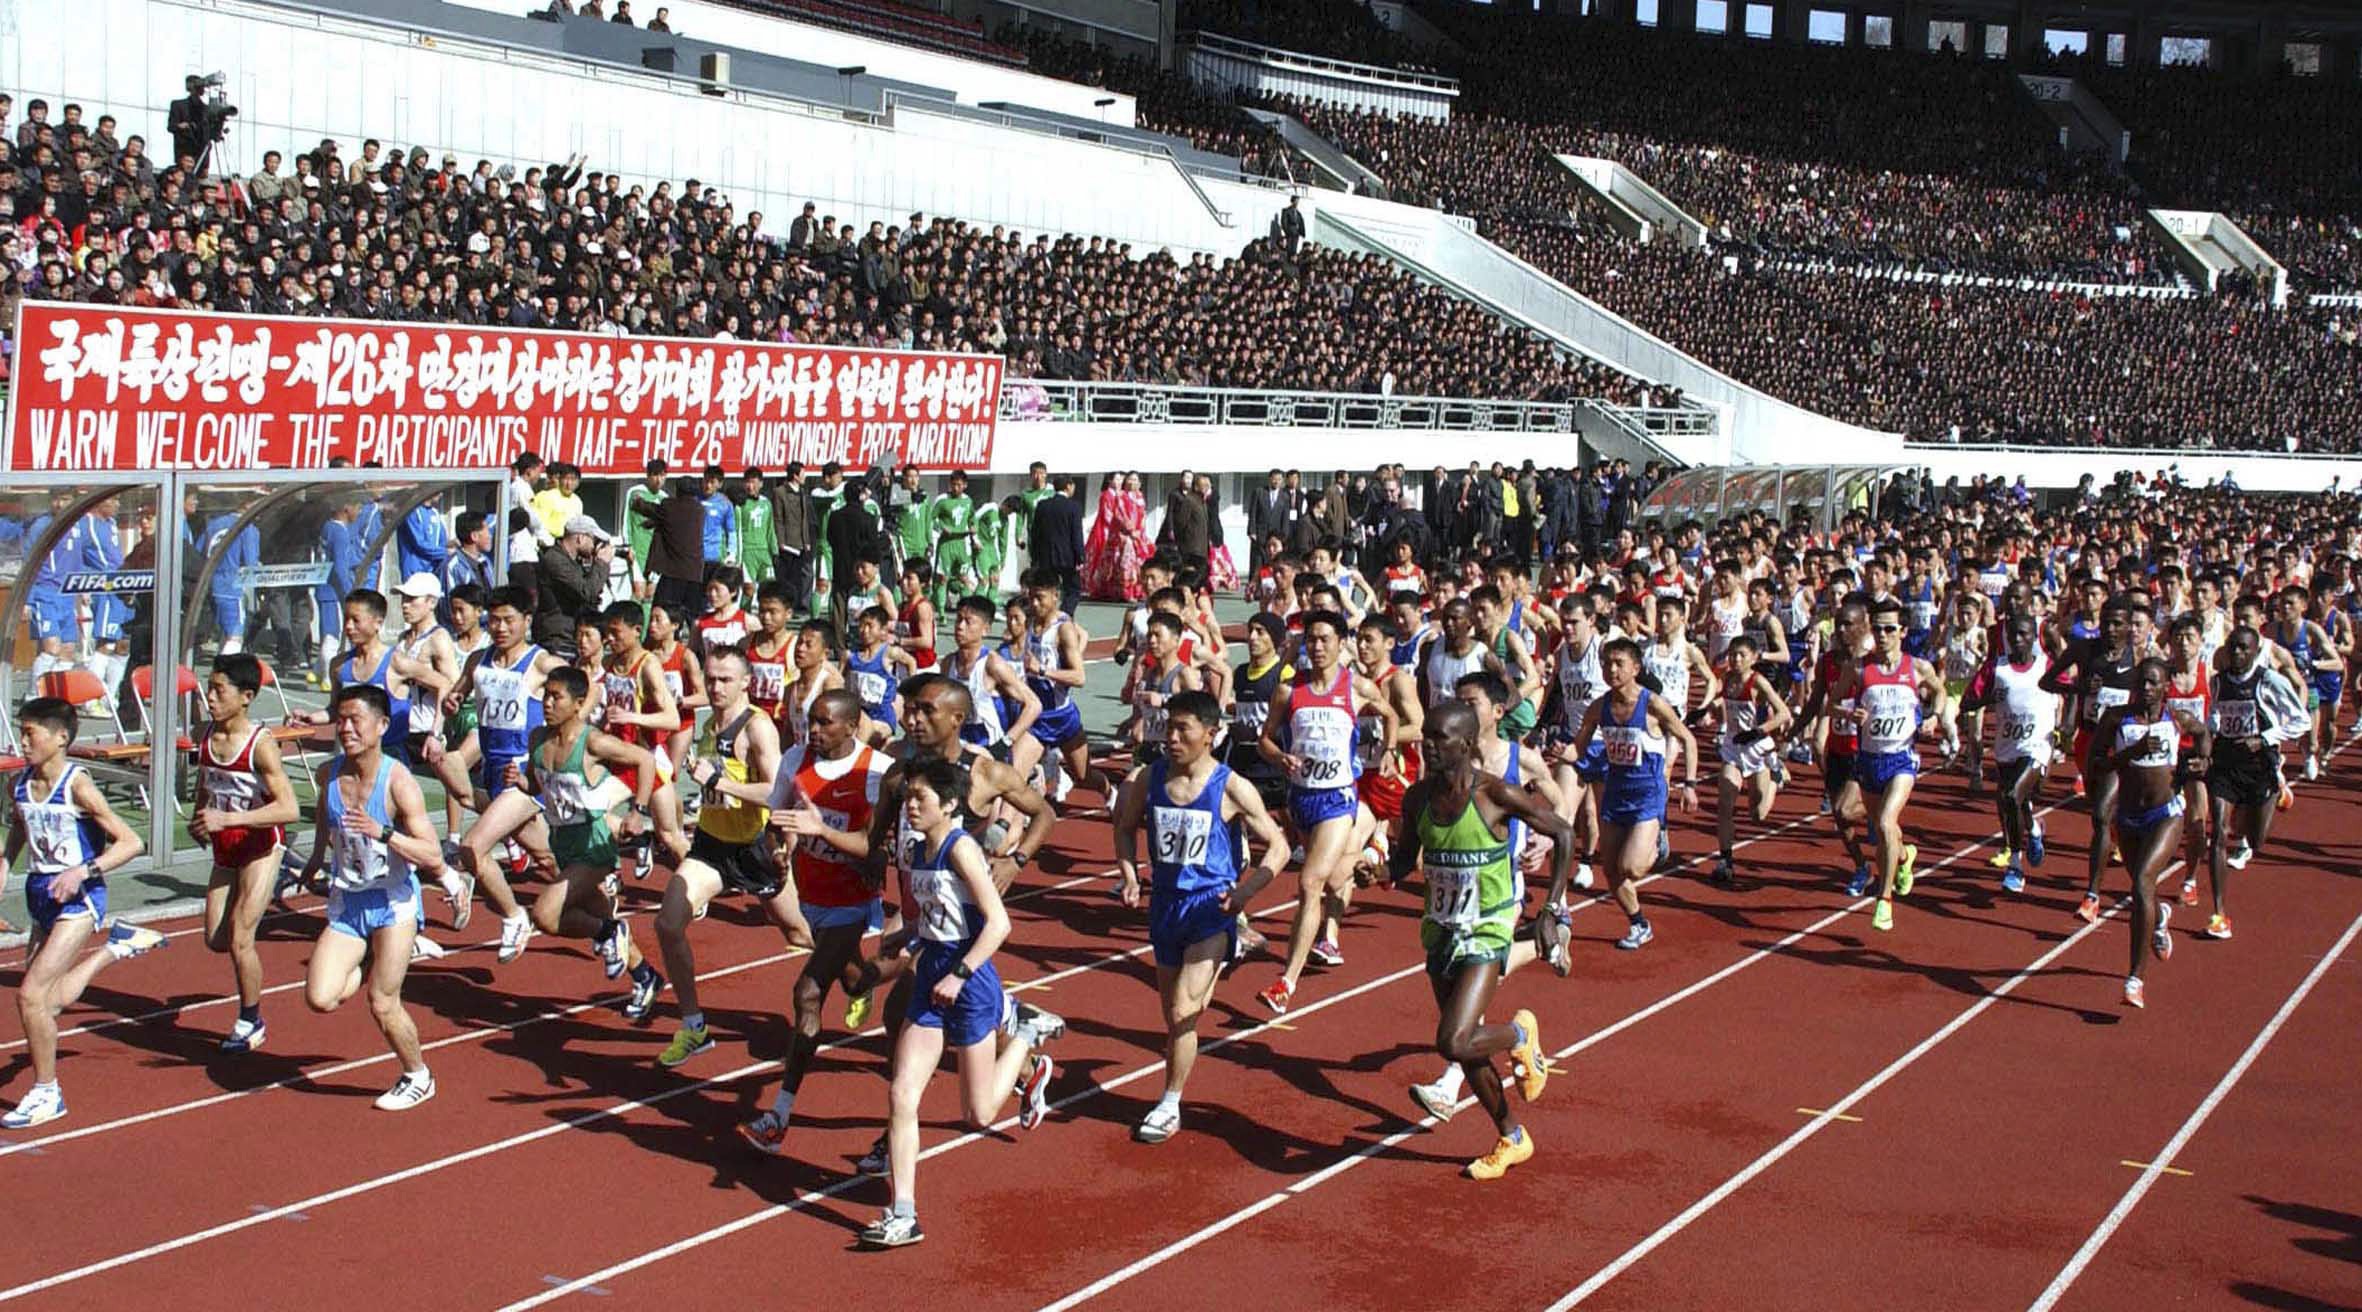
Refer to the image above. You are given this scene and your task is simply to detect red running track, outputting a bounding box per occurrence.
[1,754,2355,1312]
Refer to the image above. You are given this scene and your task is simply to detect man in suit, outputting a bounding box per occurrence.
[1247,469,1290,577]
[1579,463,1610,555]
[1164,477,1209,569]
[1029,474,1087,616]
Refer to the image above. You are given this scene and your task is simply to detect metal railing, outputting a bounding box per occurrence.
[998,379,1576,432]
[1182,30,1461,93]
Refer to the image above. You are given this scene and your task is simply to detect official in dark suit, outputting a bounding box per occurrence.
[1030,474,1087,616]
[1246,469,1290,577]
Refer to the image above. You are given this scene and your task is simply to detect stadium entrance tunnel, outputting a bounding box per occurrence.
[1640,464,1921,531]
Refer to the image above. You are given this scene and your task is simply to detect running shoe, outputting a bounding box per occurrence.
[2123,975,2145,1009]
[1409,1079,1459,1122]
[1893,844,1918,897]
[1256,978,1295,1015]
[1710,856,1736,887]
[1987,847,2015,870]
[374,1071,436,1112]
[2227,840,2254,870]
[1,1084,65,1129]
[2304,752,2320,782]
[2205,914,2234,940]
[1308,938,1345,969]
[1846,862,1871,898]
[855,1137,890,1177]
[1234,914,1268,956]
[738,1111,788,1155]
[859,1212,924,1248]
[2072,776,2087,799]
[1017,1053,1056,1130]
[2076,892,2102,924]
[1545,903,1574,977]
[1573,862,1595,891]
[2152,904,2174,960]
[998,992,1020,1041]
[1871,898,1893,932]
[409,935,448,962]
[658,1025,713,1068]
[104,923,167,960]
[2277,784,2294,812]
[497,913,534,964]
[844,989,875,1029]
[442,865,476,931]
[1466,1128,1535,1181]
[221,1016,266,1053]
[623,966,663,1022]
[1015,1003,1067,1049]
[1135,1103,1181,1144]
[2179,875,2199,907]
[2028,823,2047,868]
[1615,920,1653,951]
[2001,864,2026,895]
[1508,1009,1547,1102]
[595,918,629,980]
[1817,793,1831,817]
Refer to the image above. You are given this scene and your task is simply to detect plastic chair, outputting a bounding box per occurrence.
[255,658,323,779]
[131,665,202,753]
[42,667,147,809]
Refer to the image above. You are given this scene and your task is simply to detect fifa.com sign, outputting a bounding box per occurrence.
[5,303,1003,475]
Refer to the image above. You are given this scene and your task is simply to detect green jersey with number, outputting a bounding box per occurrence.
[1414,791,1518,957]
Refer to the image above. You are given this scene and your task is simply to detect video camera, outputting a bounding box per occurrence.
[189,72,238,144]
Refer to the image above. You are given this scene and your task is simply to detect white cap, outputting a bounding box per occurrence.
[562,514,608,542]
[392,571,443,599]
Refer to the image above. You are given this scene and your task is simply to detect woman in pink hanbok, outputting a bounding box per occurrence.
[1083,472,1147,601]
[1203,476,1241,594]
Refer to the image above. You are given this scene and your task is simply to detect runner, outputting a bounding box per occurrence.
[2043,597,2139,922]
[647,600,707,771]
[1350,616,1426,884]
[597,600,691,878]
[739,689,893,1154]
[781,620,847,749]
[650,644,808,1067]
[1961,611,2057,894]
[1541,592,1606,893]
[860,758,1063,1249]
[296,683,449,1111]
[519,667,666,1018]
[0,698,163,1129]
[1388,700,1576,1178]
[2270,586,2343,781]
[1256,610,1395,1013]
[435,585,559,960]
[695,567,750,650]
[1827,598,1942,932]
[1128,612,1202,757]
[2162,614,2216,908]
[2203,626,2281,940]
[1111,690,1286,1143]
[940,596,1040,761]
[1011,568,1113,813]
[1566,637,1698,951]
[897,562,940,672]
[1709,635,1793,886]
[2095,659,2210,1009]
[192,654,301,1052]
[388,574,462,769]
[743,583,797,728]
[847,604,920,745]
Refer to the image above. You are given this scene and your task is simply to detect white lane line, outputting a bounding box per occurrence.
[0,870,1104,1157]
[1538,860,2185,1311]
[1029,813,2036,1311]
[2023,902,2362,1312]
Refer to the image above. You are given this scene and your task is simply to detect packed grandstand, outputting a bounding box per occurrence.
[4,0,2359,452]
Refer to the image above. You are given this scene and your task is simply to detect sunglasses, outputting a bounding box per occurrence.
[1871,623,1902,633]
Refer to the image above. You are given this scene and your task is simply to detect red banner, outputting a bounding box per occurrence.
[4,303,1001,475]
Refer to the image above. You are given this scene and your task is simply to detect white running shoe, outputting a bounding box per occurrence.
[1574,862,1595,891]
[221,1016,267,1053]
[2304,753,2320,782]
[1409,1079,1459,1122]
[2153,903,2174,960]
[104,924,168,960]
[497,913,534,963]
[1135,1103,1181,1144]
[1,1083,66,1129]
[2227,840,2254,871]
[595,919,629,979]
[374,1071,436,1112]
[440,863,475,932]
[409,935,449,962]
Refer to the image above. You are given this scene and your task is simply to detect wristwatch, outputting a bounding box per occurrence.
[1009,850,1031,869]
[950,961,975,981]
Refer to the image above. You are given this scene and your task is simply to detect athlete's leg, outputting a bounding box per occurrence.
[530,863,617,939]
[1272,812,1356,994]
[364,915,425,1067]
[1749,767,1779,822]
[1432,960,1519,1138]
[1715,763,1742,860]
[885,1020,947,1207]
[781,924,867,1097]
[459,790,539,919]
[1872,775,1915,900]
[203,852,279,1010]
[18,916,100,1086]
[2123,811,2180,983]
[2085,768,2119,899]
[304,925,370,1015]
[655,863,724,1021]
[761,882,817,951]
[1058,733,1112,809]
[1158,933,1228,1103]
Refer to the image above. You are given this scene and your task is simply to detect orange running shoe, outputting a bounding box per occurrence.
[2076,892,2102,924]
[1508,1009,1547,1102]
[1467,1128,1535,1180]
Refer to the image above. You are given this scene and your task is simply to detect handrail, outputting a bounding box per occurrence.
[1905,440,2355,461]
[998,378,1578,432]
[1182,29,1459,93]
[886,96,1233,226]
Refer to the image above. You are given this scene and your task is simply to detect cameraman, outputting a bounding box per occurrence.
[168,76,208,169]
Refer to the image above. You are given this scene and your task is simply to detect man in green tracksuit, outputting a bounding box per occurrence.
[737,468,778,591]
[1013,461,1054,559]
[892,466,933,582]
[928,470,979,610]
[972,497,1006,598]
[625,459,669,597]
[808,462,849,616]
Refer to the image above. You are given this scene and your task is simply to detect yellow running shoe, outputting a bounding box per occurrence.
[1894,844,1919,897]
[1508,1008,1547,1102]
[844,990,874,1030]
[657,1024,713,1068]
[1467,1128,1535,1180]
[1872,898,1895,932]
[1987,847,2014,870]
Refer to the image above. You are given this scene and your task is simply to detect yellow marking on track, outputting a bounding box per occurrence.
[1796,1107,1863,1123]
[2120,1159,2192,1177]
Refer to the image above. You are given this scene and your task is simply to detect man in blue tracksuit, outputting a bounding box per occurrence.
[699,464,739,572]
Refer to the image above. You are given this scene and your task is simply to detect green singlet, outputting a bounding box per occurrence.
[533,724,628,869]
[1415,787,1518,978]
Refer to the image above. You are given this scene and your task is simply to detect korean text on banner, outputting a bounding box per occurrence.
[4,303,1002,474]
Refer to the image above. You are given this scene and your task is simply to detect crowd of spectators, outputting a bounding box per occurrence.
[1008,30,1311,183]
[0,89,1647,407]
[1501,215,2362,451]
[1178,0,1443,71]
[2073,61,2362,291]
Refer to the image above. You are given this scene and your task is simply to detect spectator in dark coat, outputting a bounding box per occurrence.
[535,515,608,655]
[634,479,707,621]
[1029,474,1087,615]
[1164,479,1210,565]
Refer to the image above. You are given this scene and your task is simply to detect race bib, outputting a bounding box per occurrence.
[853,670,889,705]
[1424,861,1480,930]
[1150,806,1213,868]
[750,661,786,704]
[798,804,852,860]
[2094,686,2132,710]
[2214,700,2258,737]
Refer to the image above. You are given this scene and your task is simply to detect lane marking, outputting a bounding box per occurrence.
[1796,1108,1862,1123]
[2026,902,2362,1312]
[1538,860,2184,1311]
[2116,1160,2191,1177]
